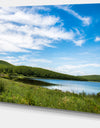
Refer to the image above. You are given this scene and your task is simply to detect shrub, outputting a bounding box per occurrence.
[97,92,100,97]
[0,79,6,93]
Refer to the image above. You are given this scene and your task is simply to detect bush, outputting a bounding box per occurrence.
[0,79,6,93]
[97,92,100,97]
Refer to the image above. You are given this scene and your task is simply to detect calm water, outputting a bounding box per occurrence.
[35,79,100,95]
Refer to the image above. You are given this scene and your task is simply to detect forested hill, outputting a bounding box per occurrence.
[0,60,87,81]
[79,75,100,82]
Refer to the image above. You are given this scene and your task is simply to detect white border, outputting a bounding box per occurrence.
[0,102,100,128]
[0,0,100,7]
[0,1,100,128]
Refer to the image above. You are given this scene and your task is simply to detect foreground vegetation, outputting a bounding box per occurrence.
[1,60,100,113]
[0,77,100,113]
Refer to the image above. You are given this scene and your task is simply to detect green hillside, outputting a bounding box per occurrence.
[0,60,87,81]
[0,60,13,66]
[1,60,100,82]
[79,75,100,82]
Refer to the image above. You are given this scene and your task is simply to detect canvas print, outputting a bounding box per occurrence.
[0,4,100,114]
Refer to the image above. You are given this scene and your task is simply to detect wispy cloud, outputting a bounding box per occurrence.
[57,5,91,26]
[73,39,85,46]
[0,11,59,27]
[0,55,52,66]
[95,36,100,42]
[0,7,85,53]
[55,64,100,75]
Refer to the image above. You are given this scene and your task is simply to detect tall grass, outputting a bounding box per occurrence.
[0,79,6,93]
[0,78,100,113]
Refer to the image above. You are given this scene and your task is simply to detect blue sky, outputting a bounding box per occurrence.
[0,4,100,75]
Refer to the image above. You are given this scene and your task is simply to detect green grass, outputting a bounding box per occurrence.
[0,77,100,113]
[0,79,6,93]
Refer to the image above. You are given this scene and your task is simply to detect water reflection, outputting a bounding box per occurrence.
[35,79,100,94]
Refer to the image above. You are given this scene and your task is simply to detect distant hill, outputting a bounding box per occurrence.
[0,60,13,67]
[1,60,100,82]
[0,60,88,81]
[79,75,100,82]
[14,65,87,81]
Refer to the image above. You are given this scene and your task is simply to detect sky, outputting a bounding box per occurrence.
[0,4,100,76]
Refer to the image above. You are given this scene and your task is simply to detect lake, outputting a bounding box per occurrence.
[35,79,100,95]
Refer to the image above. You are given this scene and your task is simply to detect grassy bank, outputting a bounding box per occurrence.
[9,76,55,86]
[0,78,100,114]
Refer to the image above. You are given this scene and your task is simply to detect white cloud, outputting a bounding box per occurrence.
[0,23,75,40]
[55,64,100,75]
[57,5,91,26]
[32,27,75,40]
[0,9,59,27]
[0,7,85,53]
[0,23,84,52]
[95,37,100,42]
[0,55,52,66]
[73,39,85,46]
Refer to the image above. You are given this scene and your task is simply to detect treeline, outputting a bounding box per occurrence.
[0,64,87,81]
[79,75,100,82]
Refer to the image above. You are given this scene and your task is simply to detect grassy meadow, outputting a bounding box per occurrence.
[0,77,100,113]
